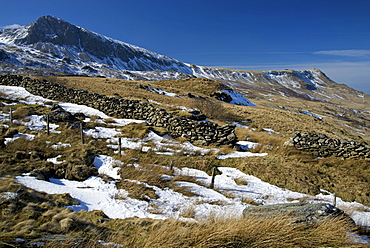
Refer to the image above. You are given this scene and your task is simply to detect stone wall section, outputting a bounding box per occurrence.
[0,75,237,146]
[286,131,370,159]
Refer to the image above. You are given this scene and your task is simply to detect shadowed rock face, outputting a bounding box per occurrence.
[0,49,9,61]
[243,203,355,226]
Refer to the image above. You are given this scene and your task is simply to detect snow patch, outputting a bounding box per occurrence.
[4,133,35,145]
[221,89,256,106]
[216,151,267,159]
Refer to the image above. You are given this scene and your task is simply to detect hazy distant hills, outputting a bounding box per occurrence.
[0,15,368,106]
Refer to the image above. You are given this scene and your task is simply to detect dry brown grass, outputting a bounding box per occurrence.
[1,75,370,246]
[33,76,215,117]
[33,75,370,143]
[235,127,285,147]
[123,150,370,207]
[119,122,150,139]
[117,179,158,201]
[216,145,237,155]
[5,103,50,119]
[0,177,107,241]
[179,204,197,218]
[168,174,202,197]
[190,98,242,123]
[11,107,33,120]
[152,78,223,96]
[234,177,249,185]
[234,104,355,139]
[107,215,355,247]
[228,154,370,205]
[116,151,208,199]
[117,155,169,190]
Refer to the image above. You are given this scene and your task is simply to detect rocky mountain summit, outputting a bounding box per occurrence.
[0,15,368,106]
[0,15,191,73]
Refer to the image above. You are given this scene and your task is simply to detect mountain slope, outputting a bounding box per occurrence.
[0,15,369,111]
[0,15,192,74]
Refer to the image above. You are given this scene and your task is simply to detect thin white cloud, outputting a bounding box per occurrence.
[0,24,21,30]
[314,49,370,57]
[213,61,370,71]
[172,51,310,56]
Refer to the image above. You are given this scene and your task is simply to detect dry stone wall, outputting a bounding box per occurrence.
[0,75,237,146]
[286,132,370,159]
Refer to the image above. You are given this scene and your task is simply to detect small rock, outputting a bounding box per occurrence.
[30,169,50,181]
[0,192,19,205]
[4,128,18,138]
[45,105,78,123]
[0,136,5,148]
[65,164,98,181]
[14,151,29,160]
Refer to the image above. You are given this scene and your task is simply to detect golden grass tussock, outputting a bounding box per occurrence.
[117,179,158,201]
[11,107,34,120]
[234,177,249,186]
[107,215,355,248]
[119,122,150,139]
[117,157,169,190]
[5,103,50,118]
[216,144,237,155]
[179,204,197,219]
[235,127,285,148]
[190,98,243,123]
[5,135,50,155]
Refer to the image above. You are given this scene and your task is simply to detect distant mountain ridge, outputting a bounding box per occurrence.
[0,15,368,105]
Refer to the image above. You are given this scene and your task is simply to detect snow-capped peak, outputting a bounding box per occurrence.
[0,15,193,73]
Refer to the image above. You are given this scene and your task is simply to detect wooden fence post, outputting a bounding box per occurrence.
[80,122,85,144]
[210,167,217,189]
[118,137,122,155]
[46,114,50,135]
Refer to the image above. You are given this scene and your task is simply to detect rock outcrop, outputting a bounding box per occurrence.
[243,203,355,226]
[45,104,78,123]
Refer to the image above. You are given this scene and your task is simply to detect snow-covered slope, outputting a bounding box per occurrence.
[0,15,192,74]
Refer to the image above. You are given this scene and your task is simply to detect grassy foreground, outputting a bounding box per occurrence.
[0,76,369,246]
[0,124,362,247]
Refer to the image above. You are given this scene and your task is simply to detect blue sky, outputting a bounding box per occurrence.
[1,0,370,94]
